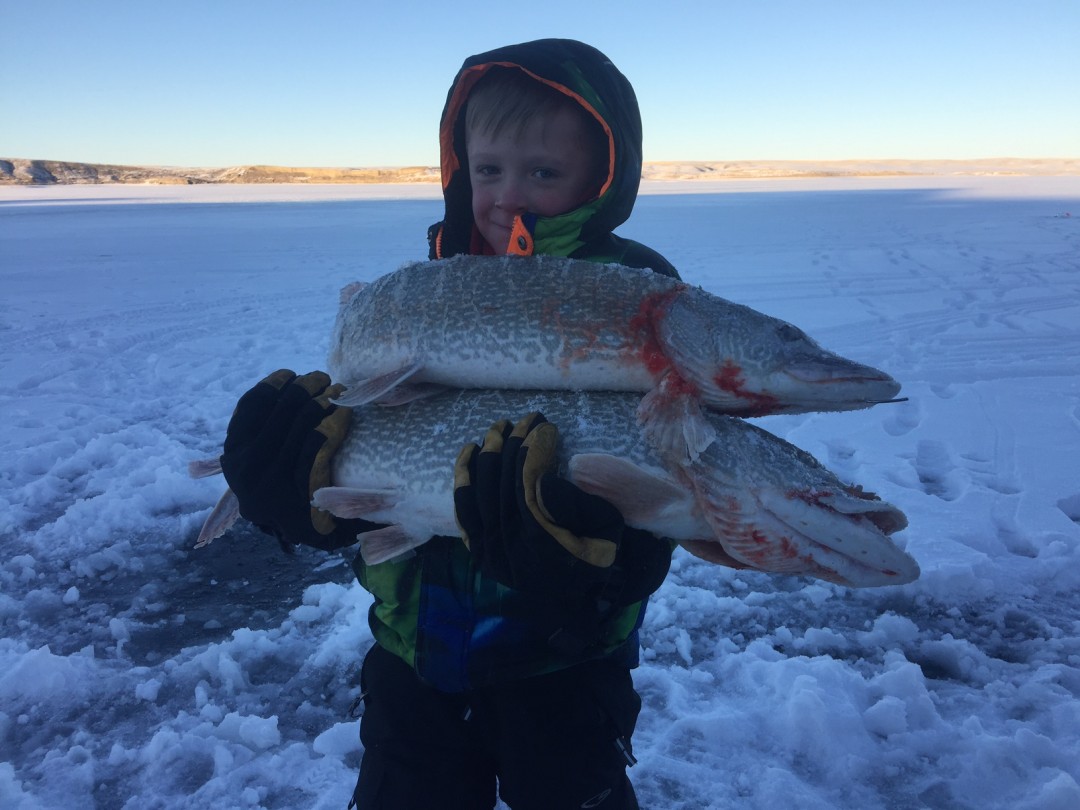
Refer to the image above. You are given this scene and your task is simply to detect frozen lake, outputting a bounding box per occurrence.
[1,177,1079,809]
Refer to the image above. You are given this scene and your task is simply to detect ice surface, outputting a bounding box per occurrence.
[1,177,1078,808]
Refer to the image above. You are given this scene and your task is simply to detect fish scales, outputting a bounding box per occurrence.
[327,255,902,420]
[330,255,657,392]
[317,388,918,588]
[194,257,913,583]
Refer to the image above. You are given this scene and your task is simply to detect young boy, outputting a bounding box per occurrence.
[221,39,679,809]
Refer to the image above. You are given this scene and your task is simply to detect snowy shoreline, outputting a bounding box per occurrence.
[2,178,1078,808]
[3,173,1080,205]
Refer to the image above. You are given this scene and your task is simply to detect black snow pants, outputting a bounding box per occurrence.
[350,644,641,810]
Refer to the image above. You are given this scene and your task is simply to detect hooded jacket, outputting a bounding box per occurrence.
[358,40,677,693]
[427,38,678,277]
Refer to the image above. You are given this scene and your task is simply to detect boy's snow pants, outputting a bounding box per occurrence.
[350,643,641,810]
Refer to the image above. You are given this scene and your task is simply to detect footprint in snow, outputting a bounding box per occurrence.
[930,383,957,399]
[1057,493,1080,525]
[824,439,860,476]
[991,500,1038,558]
[914,439,965,501]
[883,397,922,437]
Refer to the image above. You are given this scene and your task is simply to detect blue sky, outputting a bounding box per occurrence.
[2,0,1077,167]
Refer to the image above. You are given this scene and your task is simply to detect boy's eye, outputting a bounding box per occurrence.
[532,167,558,180]
[473,165,500,177]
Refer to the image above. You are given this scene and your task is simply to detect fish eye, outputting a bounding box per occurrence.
[777,324,805,342]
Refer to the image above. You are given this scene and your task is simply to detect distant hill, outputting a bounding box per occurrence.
[0,160,441,185]
[2,157,1077,185]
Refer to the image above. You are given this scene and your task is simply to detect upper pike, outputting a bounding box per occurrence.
[329,256,905,418]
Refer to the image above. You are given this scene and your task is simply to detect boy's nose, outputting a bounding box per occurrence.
[495,180,527,212]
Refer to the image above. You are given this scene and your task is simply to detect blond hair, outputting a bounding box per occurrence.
[465,68,608,182]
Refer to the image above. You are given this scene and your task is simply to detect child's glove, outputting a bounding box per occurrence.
[454,412,675,654]
[454,412,624,595]
[220,369,371,550]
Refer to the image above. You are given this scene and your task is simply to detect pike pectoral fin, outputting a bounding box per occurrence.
[359,525,428,565]
[636,382,716,464]
[372,382,450,406]
[311,486,399,518]
[568,454,709,537]
[330,362,424,407]
[194,488,240,548]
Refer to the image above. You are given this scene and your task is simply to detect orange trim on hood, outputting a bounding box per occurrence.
[433,224,444,258]
[439,62,616,198]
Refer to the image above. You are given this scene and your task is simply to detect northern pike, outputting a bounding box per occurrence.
[193,389,918,589]
[327,255,902,461]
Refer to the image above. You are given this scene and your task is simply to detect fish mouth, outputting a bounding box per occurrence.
[784,360,899,387]
[690,487,919,588]
[697,356,902,416]
[702,368,903,416]
[778,361,902,406]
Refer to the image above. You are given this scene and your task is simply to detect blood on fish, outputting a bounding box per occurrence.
[629,290,680,377]
[543,302,608,370]
[716,360,745,392]
[714,360,780,416]
[778,536,800,559]
[657,371,700,398]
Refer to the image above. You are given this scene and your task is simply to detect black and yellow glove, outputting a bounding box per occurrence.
[453,412,625,596]
[455,413,656,657]
[220,369,373,550]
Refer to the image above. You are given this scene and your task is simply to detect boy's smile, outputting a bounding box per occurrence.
[466,106,602,253]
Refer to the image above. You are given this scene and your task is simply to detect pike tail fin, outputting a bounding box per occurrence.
[189,457,223,478]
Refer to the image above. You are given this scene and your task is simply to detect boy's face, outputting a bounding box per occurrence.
[466,106,602,253]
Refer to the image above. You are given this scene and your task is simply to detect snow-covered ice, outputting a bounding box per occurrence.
[1,176,1078,809]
